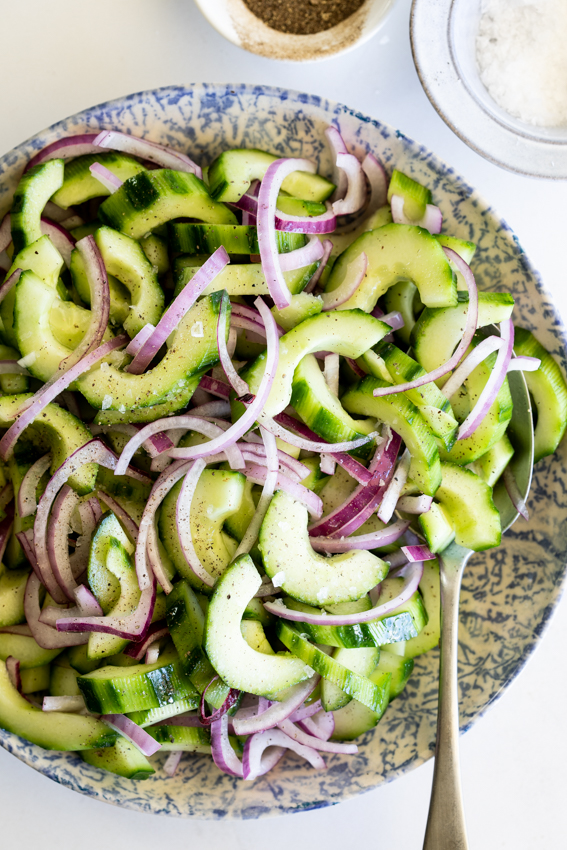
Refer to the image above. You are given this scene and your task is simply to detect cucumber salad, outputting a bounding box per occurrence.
[0,126,565,783]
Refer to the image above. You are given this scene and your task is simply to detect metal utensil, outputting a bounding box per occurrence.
[423,370,534,850]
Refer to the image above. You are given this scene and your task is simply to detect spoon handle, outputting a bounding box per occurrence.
[423,549,469,850]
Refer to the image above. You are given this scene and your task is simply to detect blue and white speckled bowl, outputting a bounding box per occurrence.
[0,83,566,819]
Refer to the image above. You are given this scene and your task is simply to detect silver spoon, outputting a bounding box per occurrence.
[422,369,534,850]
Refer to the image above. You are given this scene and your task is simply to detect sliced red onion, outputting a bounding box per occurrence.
[102,713,161,756]
[145,646,160,665]
[380,311,405,332]
[320,354,339,476]
[16,530,41,581]
[310,519,409,553]
[244,462,323,518]
[0,334,126,461]
[199,677,240,726]
[236,194,337,234]
[257,158,318,309]
[232,676,319,736]
[126,246,229,374]
[401,544,436,562]
[396,494,434,514]
[503,465,529,520]
[73,584,103,616]
[507,355,541,372]
[6,656,21,692]
[277,718,356,754]
[189,400,232,420]
[239,442,310,481]
[25,572,88,648]
[198,374,231,400]
[332,151,367,216]
[146,516,173,594]
[175,459,216,588]
[303,239,333,293]
[0,268,23,307]
[278,235,325,272]
[0,624,32,637]
[308,429,402,538]
[17,454,51,519]
[230,303,284,338]
[167,298,280,464]
[211,713,243,777]
[40,217,76,267]
[89,162,123,193]
[377,449,411,523]
[390,195,443,235]
[217,292,249,397]
[47,484,81,598]
[163,751,183,777]
[25,134,101,171]
[42,695,86,713]
[94,130,201,178]
[458,319,514,440]
[298,709,335,741]
[373,248,478,397]
[233,427,279,559]
[325,126,349,200]
[441,335,504,401]
[125,323,155,357]
[260,415,377,456]
[265,560,424,627]
[288,699,323,723]
[243,727,326,780]
[362,153,388,217]
[273,412,372,485]
[0,360,30,377]
[56,574,156,640]
[124,621,169,661]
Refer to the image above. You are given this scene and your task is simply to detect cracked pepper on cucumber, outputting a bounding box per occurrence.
[0,123,564,783]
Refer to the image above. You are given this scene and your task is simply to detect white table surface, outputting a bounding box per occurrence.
[0,1,565,847]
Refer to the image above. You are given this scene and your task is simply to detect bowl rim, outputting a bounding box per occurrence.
[410,0,567,179]
[1,81,566,818]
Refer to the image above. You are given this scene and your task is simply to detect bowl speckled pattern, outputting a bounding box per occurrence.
[0,83,565,820]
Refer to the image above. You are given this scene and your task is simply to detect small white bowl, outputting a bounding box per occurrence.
[193,0,396,62]
[411,0,567,178]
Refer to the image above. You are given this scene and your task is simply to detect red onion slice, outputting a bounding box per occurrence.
[127,246,229,374]
[277,718,356,754]
[163,751,183,777]
[189,401,232,420]
[42,695,86,712]
[217,292,249,397]
[377,449,411,523]
[244,462,323,518]
[232,427,279,559]
[73,584,104,616]
[175,459,216,588]
[503,465,529,520]
[390,195,443,234]
[40,217,76,267]
[211,713,243,777]
[240,441,310,481]
[278,235,325,272]
[6,656,21,692]
[0,360,28,377]
[288,699,323,723]
[17,453,51,518]
[401,544,436,562]
[25,572,88,649]
[396,494,433,514]
[325,126,349,200]
[265,560,424,627]
[235,194,337,234]
[260,415,377,455]
[124,621,169,661]
[321,252,368,311]
[441,335,503,401]
[458,319,514,441]
[298,709,335,741]
[198,374,231,400]
[362,153,388,217]
[310,519,409,553]
[243,728,326,780]
[89,162,123,193]
[257,157,318,309]
[380,311,405,331]
[47,484,81,599]
[232,676,319,736]
[25,134,101,171]
[0,268,23,307]
[101,713,162,756]
[56,575,156,640]
[373,248,478,397]
[332,151,367,216]
[94,130,201,178]
[146,516,174,594]
[303,239,333,293]
[125,323,156,357]
[507,355,540,372]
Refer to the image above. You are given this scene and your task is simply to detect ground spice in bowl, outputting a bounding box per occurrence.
[242,0,366,35]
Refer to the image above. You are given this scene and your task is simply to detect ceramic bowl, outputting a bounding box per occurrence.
[193,0,396,62]
[0,83,566,819]
[411,0,567,178]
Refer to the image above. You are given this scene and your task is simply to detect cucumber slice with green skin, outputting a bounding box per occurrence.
[174,261,319,300]
[0,565,28,628]
[411,291,515,371]
[87,538,140,660]
[271,292,323,332]
[327,206,394,259]
[166,580,231,710]
[291,354,377,460]
[207,149,335,204]
[51,152,146,209]
[0,632,62,669]
[94,226,165,338]
[49,663,81,697]
[258,490,388,606]
[325,224,457,313]
[0,344,28,395]
[513,327,567,462]
[435,234,477,265]
[70,250,130,327]
[276,195,327,216]
[222,477,257,544]
[330,668,392,741]
[67,644,103,674]
[470,434,514,487]
[99,170,236,240]
[418,502,455,553]
[373,649,414,698]
[0,395,97,494]
[10,159,64,253]
[280,580,428,648]
[342,376,442,496]
[321,647,380,711]
[435,462,501,551]
[93,374,202,424]
[76,292,223,412]
[167,222,306,256]
[383,281,422,345]
[398,559,440,658]
[387,170,432,221]
[159,469,245,592]
[77,645,196,715]
[242,596,273,628]
[242,309,391,421]
[359,344,458,450]
[128,694,201,728]
[241,619,274,655]
[204,555,313,697]
[276,622,387,712]
[145,724,211,753]
[20,664,51,694]
[82,737,155,780]
[1,235,66,347]
[140,234,169,275]
[87,514,136,614]
[0,659,116,751]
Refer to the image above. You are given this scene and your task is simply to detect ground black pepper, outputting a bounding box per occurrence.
[242,0,366,35]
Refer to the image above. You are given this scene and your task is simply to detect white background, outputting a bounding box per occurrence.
[0,1,566,847]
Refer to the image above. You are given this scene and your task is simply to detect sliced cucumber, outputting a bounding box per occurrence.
[435,462,501,550]
[11,159,64,252]
[87,512,135,614]
[82,737,155,779]
[418,502,455,553]
[398,559,441,658]
[146,724,211,752]
[167,222,306,256]
[51,152,146,209]
[470,434,514,486]
[0,344,29,395]
[174,261,319,299]
[0,632,62,669]
[20,664,50,694]
[330,667,393,741]
[436,234,476,264]
[87,538,140,660]
[321,647,380,711]
[271,292,323,332]
[387,170,431,220]
[0,565,29,628]
[127,694,201,728]
[383,281,421,344]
